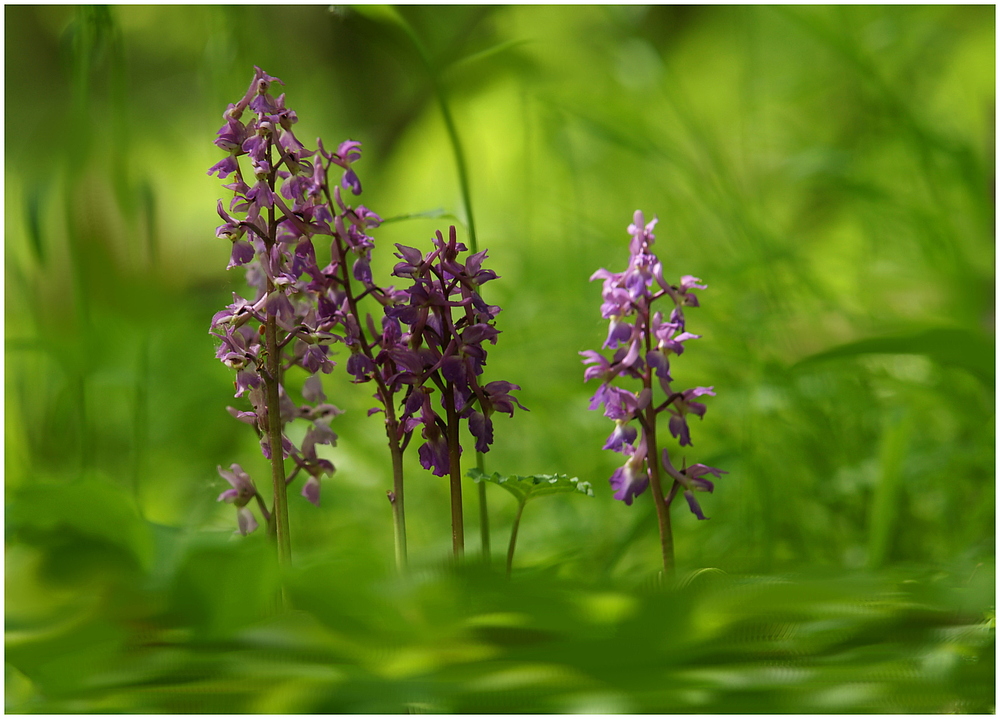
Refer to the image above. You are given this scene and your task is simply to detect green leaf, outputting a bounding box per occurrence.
[445,38,532,73]
[468,468,593,505]
[380,208,456,224]
[350,4,406,30]
[793,326,995,386]
[24,180,47,264]
[868,410,914,570]
[8,476,154,573]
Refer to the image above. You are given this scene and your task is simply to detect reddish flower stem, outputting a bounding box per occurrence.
[443,383,465,558]
[323,176,409,570]
[262,174,291,568]
[642,305,674,575]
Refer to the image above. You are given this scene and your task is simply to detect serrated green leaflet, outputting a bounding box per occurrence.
[468,468,594,504]
[468,469,593,577]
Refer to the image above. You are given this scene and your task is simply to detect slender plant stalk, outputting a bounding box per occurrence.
[433,80,477,249]
[642,319,674,575]
[643,402,674,575]
[262,152,291,568]
[387,423,408,568]
[322,178,409,570]
[505,500,526,578]
[443,383,465,557]
[264,313,291,567]
[382,398,408,570]
[392,12,478,248]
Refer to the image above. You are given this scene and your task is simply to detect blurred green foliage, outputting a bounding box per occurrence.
[5,5,994,712]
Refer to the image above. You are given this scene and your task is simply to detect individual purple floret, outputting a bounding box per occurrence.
[609,444,649,506]
[217,463,264,535]
[582,211,725,571]
[667,386,716,447]
[660,449,728,521]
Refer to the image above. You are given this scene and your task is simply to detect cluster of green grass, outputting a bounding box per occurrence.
[5,5,993,712]
[5,518,995,712]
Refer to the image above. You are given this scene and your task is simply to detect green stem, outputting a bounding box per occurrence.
[322,174,408,571]
[643,402,674,576]
[435,88,477,249]
[264,146,290,570]
[506,500,526,578]
[443,383,465,558]
[641,315,673,576]
[388,431,408,569]
[265,315,291,569]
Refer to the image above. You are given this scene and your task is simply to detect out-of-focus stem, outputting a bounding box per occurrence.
[443,383,465,558]
[393,13,478,250]
[505,500,526,578]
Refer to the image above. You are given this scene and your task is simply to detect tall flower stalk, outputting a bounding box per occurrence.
[582,211,726,574]
[375,6,494,561]
[209,67,523,569]
[316,155,413,569]
[387,227,525,558]
[209,68,388,566]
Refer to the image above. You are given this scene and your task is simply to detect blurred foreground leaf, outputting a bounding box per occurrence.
[7,477,154,575]
[8,565,991,713]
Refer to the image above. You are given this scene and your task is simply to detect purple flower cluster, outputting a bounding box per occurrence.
[582,211,726,519]
[385,226,526,476]
[209,68,522,544]
[209,67,383,533]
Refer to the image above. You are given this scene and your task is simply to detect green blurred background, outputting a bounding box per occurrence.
[5,5,994,713]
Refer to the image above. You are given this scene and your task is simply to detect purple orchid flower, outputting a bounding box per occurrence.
[583,211,725,537]
[610,452,649,506]
[667,386,716,447]
[217,464,259,535]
